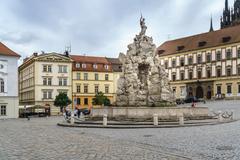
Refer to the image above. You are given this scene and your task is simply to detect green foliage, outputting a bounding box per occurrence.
[54,93,72,112]
[92,92,111,106]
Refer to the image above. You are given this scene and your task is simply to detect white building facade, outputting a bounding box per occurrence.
[0,42,20,119]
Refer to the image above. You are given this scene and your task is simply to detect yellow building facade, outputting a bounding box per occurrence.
[19,53,72,115]
[157,25,240,100]
[71,55,121,108]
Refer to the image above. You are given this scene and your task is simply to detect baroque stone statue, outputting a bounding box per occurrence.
[116,16,175,107]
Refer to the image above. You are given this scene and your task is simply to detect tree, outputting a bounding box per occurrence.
[54,93,72,112]
[92,92,111,106]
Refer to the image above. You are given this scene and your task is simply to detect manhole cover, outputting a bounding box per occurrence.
[216,146,234,151]
[143,135,153,137]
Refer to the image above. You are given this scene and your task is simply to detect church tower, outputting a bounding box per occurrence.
[221,0,240,29]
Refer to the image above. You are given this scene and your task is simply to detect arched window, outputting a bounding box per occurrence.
[0,79,4,93]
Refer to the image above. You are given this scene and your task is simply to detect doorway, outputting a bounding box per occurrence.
[196,86,204,99]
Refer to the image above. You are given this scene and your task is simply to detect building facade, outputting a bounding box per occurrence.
[0,42,20,119]
[71,55,121,108]
[158,24,240,100]
[18,52,72,115]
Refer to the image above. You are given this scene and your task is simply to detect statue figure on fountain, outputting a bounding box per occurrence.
[116,16,175,107]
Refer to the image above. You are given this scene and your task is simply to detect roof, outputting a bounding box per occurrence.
[106,58,121,64]
[106,58,122,72]
[70,55,109,64]
[157,25,240,56]
[0,42,20,57]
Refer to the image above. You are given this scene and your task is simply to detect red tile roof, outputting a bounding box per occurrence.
[0,42,20,57]
[70,55,109,64]
[157,25,240,56]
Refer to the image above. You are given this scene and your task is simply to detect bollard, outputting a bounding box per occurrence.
[103,114,108,126]
[231,110,234,120]
[153,114,158,126]
[70,111,75,124]
[218,111,223,122]
[179,113,184,125]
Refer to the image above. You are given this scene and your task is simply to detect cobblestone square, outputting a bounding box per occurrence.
[0,100,240,160]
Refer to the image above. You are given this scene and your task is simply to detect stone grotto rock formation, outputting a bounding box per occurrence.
[116,17,175,107]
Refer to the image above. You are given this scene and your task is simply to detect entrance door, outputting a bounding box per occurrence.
[207,86,212,99]
[196,86,204,99]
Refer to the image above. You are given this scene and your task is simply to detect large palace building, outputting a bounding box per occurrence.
[157,0,240,100]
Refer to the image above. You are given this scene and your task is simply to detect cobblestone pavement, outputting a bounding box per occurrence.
[0,100,240,160]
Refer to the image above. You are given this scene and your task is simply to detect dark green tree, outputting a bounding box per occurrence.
[54,93,72,112]
[92,92,111,106]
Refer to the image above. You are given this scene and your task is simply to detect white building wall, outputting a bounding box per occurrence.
[0,55,19,119]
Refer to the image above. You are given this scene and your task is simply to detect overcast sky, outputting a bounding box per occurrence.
[0,0,235,63]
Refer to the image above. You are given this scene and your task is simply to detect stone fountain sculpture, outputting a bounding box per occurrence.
[116,16,175,107]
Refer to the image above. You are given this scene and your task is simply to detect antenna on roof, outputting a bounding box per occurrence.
[167,34,171,40]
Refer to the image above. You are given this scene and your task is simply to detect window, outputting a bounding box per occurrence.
[188,57,193,65]
[77,98,81,105]
[93,64,98,69]
[0,64,4,69]
[105,85,109,94]
[43,91,52,99]
[226,49,232,60]
[197,55,202,64]
[95,85,99,93]
[76,85,81,93]
[238,49,240,58]
[198,70,202,79]
[0,106,6,116]
[226,68,232,76]
[104,65,109,70]
[76,73,81,80]
[172,74,176,81]
[0,79,4,93]
[189,72,193,80]
[217,86,221,94]
[76,63,80,68]
[172,60,176,67]
[43,65,52,72]
[180,72,184,80]
[164,61,168,69]
[95,73,99,80]
[238,84,240,93]
[84,98,88,105]
[227,85,232,94]
[207,69,211,78]
[172,87,176,93]
[180,58,184,66]
[84,73,88,80]
[82,63,86,68]
[59,65,67,73]
[216,51,221,61]
[238,67,240,75]
[43,78,52,86]
[59,78,67,86]
[217,68,221,77]
[206,53,211,63]
[84,85,88,93]
[105,74,109,81]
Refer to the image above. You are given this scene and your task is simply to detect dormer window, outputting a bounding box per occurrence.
[104,65,109,70]
[158,50,165,55]
[198,41,207,47]
[93,64,98,69]
[76,63,80,68]
[82,63,86,68]
[177,46,185,51]
[222,36,231,43]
